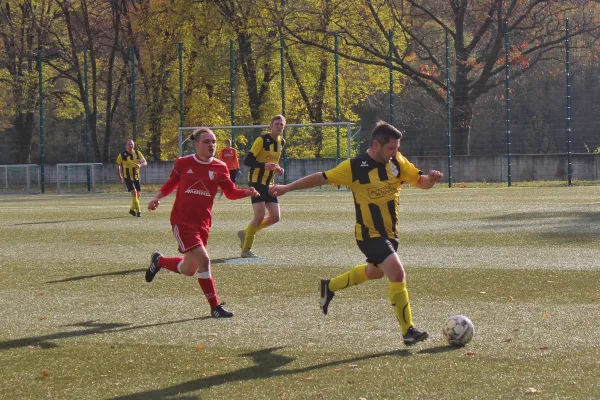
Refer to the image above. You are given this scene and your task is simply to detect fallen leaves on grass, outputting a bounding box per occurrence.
[196,344,204,351]
[542,313,550,318]
[466,351,476,357]
[502,338,512,343]
[304,376,314,380]
[539,346,550,351]
[41,369,49,378]
[525,387,542,394]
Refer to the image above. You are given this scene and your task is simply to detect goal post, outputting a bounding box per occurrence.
[178,122,361,184]
[56,163,105,194]
[0,164,40,194]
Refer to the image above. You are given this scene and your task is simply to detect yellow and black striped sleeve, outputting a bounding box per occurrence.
[244,136,266,169]
[323,160,353,187]
[396,153,421,185]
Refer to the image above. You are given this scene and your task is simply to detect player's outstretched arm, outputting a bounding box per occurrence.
[220,176,259,200]
[269,172,327,197]
[414,170,443,189]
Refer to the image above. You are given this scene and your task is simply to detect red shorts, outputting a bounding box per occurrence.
[172,224,209,253]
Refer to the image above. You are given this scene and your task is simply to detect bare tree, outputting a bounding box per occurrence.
[277,0,600,155]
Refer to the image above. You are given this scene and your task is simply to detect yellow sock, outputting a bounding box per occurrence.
[134,197,141,213]
[242,224,258,252]
[389,281,414,335]
[255,219,269,233]
[329,264,368,292]
[130,197,136,211]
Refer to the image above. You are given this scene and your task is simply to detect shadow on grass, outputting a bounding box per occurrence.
[10,216,127,226]
[0,317,209,351]
[46,268,147,283]
[111,347,411,400]
[418,344,462,354]
[46,258,245,284]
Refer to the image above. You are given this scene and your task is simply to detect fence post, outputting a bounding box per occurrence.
[335,33,340,166]
[445,27,452,188]
[565,18,573,186]
[38,48,45,193]
[229,39,236,144]
[84,48,91,191]
[280,36,287,184]
[130,46,137,142]
[504,20,512,187]
[388,30,394,125]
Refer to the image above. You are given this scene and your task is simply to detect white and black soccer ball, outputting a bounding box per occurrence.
[442,315,474,346]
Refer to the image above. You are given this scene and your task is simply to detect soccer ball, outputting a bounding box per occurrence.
[442,315,475,346]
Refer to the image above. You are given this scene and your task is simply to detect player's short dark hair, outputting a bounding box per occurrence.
[369,121,403,146]
[189,128,213,142]
[270,114,286,125]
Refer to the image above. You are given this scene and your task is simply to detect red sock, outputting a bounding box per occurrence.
[197,278,220,309]
[158,257,183,273]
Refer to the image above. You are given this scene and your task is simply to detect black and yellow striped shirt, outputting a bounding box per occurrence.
[244,134,285,185]
[324,152,421,241]
[116,150,145,181]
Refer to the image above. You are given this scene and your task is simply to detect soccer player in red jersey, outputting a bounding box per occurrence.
[218,138,240,182]
[217,138,240,199]
[145,128,259,318]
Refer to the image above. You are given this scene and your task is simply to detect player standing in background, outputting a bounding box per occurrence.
[145,128,259,318]
[269,121,443,346]
[237,115,285,258]
[217,138,240,199]
[116,139,147,217]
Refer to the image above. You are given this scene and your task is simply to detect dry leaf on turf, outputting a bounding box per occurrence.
[197,344,204,351]
[466,351,476,357]
[304,376,314,380]
[502,338,512,343]
[539,346,550,350]
[525,387,542,394]
[41,369,49,378]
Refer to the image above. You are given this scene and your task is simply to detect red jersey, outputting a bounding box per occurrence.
[158,154,247,230]
[218,147,240,170]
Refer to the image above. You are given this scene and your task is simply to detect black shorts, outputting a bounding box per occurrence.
[249,182,278,204]
[124,178,141,192]
[229,169,239,183]
[357,237,399,266]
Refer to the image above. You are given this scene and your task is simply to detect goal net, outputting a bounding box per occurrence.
[0,164,40,194]
[56,163,105,194]
[178,122,361,184]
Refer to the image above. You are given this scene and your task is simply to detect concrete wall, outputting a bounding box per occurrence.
[40,153,600,185]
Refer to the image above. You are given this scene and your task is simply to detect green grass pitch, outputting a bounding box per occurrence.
[1,186,599,399]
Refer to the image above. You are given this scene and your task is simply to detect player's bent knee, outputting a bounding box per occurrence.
[366,265,385,279]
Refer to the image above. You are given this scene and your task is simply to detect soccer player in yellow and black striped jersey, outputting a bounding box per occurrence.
[269,121,443,346]
[237,115,286,258]
[116,139,147,217]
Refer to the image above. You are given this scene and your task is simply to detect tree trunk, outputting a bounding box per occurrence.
[451,99,473,156]
[12,111,35,164]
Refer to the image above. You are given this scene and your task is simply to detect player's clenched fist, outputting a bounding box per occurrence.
[268,184,289,197]
[244,187,260,198]
[147,197,160,211]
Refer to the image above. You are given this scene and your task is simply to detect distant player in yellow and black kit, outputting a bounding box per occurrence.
[116,139,147,217]
[237,115,286,258]
[269,121,443,346]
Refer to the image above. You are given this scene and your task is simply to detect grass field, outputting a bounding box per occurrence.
[1,186,599,399]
